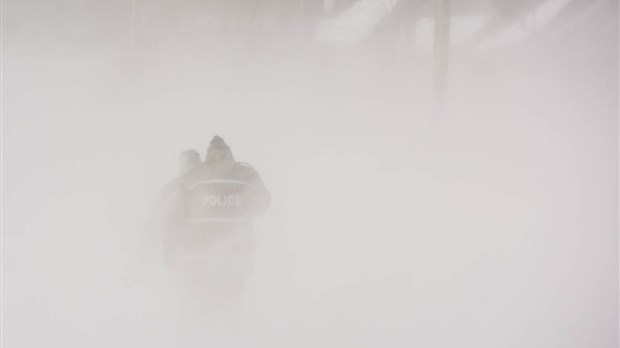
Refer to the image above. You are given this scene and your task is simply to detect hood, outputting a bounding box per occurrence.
[179,149,201,176]
[205,136,236,164]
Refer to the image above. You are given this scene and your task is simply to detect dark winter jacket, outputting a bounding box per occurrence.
[177,147,271,227]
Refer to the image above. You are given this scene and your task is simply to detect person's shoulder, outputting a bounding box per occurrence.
[160,177,181,197]
[179,163,209,187]
[235,162,258,172]
[163,177,181,190]
[236,162,255,170]
[234,162,260,180]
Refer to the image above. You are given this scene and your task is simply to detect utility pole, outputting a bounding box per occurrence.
[433,0,450,104]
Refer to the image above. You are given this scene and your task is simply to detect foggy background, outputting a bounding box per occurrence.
[2,0,618,347]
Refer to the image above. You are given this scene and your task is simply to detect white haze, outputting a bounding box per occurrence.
[2,1,618,347]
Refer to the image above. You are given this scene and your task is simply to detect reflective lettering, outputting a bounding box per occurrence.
[202,195,241,206]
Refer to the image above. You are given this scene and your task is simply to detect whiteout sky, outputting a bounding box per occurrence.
[2,1,618,347]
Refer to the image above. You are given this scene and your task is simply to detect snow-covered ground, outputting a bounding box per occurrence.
[2,1,618,347]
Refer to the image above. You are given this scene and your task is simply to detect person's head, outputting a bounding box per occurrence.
[205,135,235,164]
[178,149,201,176]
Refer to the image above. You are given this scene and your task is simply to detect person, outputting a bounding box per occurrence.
[165,136,270,303]
[147,149,201,252]
[181,135,270,226]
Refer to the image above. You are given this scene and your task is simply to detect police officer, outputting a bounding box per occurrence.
[167,136,270,274]
[163,136,270,305]
[182,135,270,224]
[147,149,201,252]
